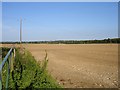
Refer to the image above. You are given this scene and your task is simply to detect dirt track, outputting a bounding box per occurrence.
[21,44,118,88]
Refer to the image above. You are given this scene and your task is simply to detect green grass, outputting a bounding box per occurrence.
[2,48,62,89]
[0,48,1,64]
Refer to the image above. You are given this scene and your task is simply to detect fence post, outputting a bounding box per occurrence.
[5,58,10,89]
[10,53,13,72]
[14,49,15,58]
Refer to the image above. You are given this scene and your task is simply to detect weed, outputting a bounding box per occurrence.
[1,48,62,89]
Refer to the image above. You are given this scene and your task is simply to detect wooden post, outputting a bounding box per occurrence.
[10,53,13,72]
[14,49,15,58]
[6,59,10,89]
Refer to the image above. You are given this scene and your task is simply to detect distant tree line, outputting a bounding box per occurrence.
[1,38,120,44]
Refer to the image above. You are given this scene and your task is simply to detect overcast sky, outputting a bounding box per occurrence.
[2,2,118,41]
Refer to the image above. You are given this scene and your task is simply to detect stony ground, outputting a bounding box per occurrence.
[2,44,119,88]
[23,44,119,88]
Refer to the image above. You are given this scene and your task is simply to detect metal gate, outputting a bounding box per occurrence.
[0,48,15,90]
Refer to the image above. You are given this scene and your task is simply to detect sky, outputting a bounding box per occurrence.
[2,2,118,41]
[0,2,1,43]
[2,0,120,2]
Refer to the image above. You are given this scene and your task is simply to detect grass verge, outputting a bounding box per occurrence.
[2,48,62,89]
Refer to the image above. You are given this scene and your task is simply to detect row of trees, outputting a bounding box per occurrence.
[1,38,120,44]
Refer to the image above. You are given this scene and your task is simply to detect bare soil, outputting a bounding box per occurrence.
[22,44,118,88]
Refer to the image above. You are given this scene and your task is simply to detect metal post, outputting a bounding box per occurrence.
[20,18,22,44]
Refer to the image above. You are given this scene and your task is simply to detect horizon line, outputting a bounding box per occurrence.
[1,37,119,42]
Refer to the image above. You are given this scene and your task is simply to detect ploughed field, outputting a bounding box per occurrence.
[1,44,119,88]
[23,44,118,88]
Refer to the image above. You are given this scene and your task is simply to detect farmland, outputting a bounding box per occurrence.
[1,47,61,89]
[23,44,118,88]
[1,44,119,88]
